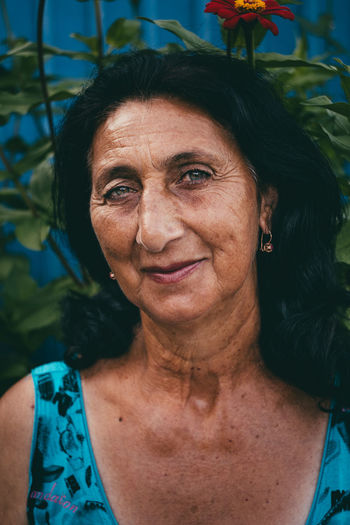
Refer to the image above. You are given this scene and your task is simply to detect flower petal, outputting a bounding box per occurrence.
[204,0,235,14]
[240,12,259,23]
[263,8,295,20]
[257,15,279,35]
[264,0,295,20]
[265,0,288,8]
[218,7,240,17]
[222,15,241,29]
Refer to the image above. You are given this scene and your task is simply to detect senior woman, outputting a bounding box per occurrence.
[1,50,350,525]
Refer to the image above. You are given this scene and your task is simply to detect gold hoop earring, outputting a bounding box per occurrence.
[260,230,273,253]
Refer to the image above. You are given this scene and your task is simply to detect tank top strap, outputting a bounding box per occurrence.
[306,406,350,524]
[27,361,116,525]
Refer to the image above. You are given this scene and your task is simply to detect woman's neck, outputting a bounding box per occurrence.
[128,288,268,414]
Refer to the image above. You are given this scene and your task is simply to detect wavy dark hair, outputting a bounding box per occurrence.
[55,50,350,404]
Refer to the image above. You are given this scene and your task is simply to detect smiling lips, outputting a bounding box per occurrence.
[142,259,204,284]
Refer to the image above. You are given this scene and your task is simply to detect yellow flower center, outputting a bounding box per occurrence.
[234,0,266,13]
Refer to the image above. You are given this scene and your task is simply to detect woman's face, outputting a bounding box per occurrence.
[90,98,274,325]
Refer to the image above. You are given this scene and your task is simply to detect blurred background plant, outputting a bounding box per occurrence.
[0,0,349,395]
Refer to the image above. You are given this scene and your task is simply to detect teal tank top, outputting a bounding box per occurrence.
[27,361,350,524]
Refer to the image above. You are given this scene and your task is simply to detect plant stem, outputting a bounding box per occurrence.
[0,145,83,287]
[130,0,141,16]
[47,232,84,287]
[37,0,56,156]
[0,0,14,44]
[242,22,255,69]
[93,0,104,71]
[226,29,232,58]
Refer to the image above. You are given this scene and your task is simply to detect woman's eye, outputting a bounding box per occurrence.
[179,169,211,185]
[104,185,137,202]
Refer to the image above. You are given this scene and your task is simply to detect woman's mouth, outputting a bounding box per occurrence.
[142,259,204,284]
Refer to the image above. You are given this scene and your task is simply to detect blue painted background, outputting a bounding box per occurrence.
[0,0,349,360]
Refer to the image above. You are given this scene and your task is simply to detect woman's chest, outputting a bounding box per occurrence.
[88,411,328,525]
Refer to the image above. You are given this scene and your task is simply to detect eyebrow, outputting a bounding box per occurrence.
[93,149,221,194]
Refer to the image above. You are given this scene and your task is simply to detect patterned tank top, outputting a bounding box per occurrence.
[27,361,350,524]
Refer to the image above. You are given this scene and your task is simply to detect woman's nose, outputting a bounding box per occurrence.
[136,188,185,253]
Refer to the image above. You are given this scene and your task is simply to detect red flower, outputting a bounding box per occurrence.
[204,0,295,36]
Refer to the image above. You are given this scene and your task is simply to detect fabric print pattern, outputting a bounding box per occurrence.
[27,362,118,525]
[306,407,350,525]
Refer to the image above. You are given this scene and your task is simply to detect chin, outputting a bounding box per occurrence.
[138,295,216,326]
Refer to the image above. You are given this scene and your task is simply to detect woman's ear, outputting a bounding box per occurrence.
[259,186,278,233]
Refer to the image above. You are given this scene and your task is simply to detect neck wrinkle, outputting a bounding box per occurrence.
[129,291,265,409]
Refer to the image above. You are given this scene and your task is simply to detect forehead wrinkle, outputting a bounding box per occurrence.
[91,98,249,186]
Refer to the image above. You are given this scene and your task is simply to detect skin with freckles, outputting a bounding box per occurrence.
[0,97,331,525]
[90,97,273,329]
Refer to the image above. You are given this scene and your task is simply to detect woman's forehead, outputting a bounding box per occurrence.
[91,97,241,166]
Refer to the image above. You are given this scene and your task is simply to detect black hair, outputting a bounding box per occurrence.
[55,50,350,404]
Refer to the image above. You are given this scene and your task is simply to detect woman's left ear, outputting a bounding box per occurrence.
[259,186,278,232]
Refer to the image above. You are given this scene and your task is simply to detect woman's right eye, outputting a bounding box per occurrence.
[104,185,137,202]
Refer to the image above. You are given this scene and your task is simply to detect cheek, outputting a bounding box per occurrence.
[90,208,136,262]
[199,189,260,255]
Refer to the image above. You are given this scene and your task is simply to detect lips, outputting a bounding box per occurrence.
[142,259,205,284]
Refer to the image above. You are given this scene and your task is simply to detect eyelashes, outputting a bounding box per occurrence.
[103,185,137,202]
[102,168,213,204]
[177,169,212,185]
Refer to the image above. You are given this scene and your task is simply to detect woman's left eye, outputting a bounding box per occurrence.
[178,169,211,185]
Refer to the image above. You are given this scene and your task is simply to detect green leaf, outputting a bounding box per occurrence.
[30,161,54,216]
[0,41,96,63]
[70,33,99,53]
[293,35,308,60]
[0,204,50,250]
[338,176,350,197]
[15,299,59,333]
[3,270,38,307]
[5,275,75,333]
[0,188,24,208]
[0,91,42,117]
[285,69,335,92]
[157,43,185,54]
[334,58,350,74]
[321,126,350,153]
[0,41,33,61]
[106,18,141,49]
[0,205,31,224]
[336,217,350,265]
[48,89,78,102]
[139,18,222,53]
[255,53,337,71]
[0,254,29,281]
[14,139,52,176]
[340,75,350,103]
[302,96,350,118]
[15,216,50,251]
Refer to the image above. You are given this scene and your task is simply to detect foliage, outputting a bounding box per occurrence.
[0,0,349,394]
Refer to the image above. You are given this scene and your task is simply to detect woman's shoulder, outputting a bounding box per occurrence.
[0,373,35,524]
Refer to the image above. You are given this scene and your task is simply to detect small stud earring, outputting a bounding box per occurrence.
[260,230,273,253]
[109,272,116,280]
